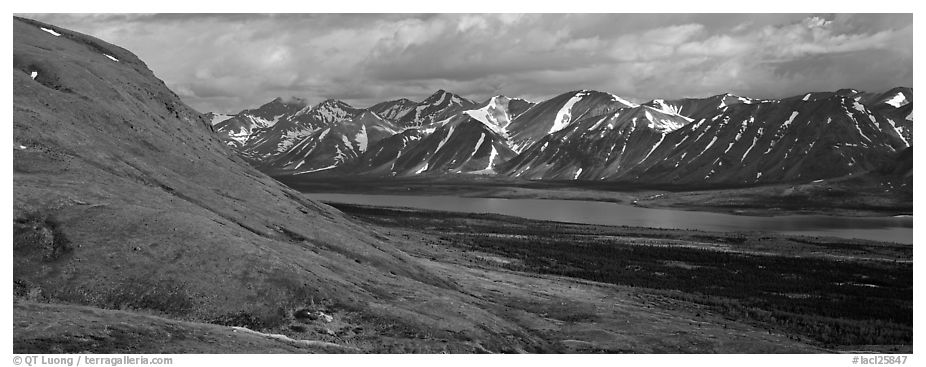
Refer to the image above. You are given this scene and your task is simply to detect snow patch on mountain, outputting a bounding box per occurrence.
[589,115,610,130]
[471,133,486,159]
[356,125,368,152]
[280,128,321,152]
[414,162,429,174]
[741,135,759,163]
[783,111,799,129]
[642,106,689,132]
[40,27,61,36]
[608,93,638,108]
[885,118,909,147]
[651,99,682,115]
[884,92,908,108]
[702,136,718,154]
[434,124,456,153]
[463,108,488,123]
[550,91,588,134]
[209,113,234,126]
[295,165,337,175]
[735,96,754,104]
[639,133,666,164]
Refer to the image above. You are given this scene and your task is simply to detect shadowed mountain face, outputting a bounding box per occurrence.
[506,96,908,183]
[12,17,548,351]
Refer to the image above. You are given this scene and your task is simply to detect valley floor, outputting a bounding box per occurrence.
[16,202,911,353]
[274,175,912,217]
[326,203,912,353]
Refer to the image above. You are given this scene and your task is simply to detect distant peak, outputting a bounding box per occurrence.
[316,98,352,109]
[272,96,307,105]
[262,96,307,109]
[425,89,449,98]
[423,89,469,105]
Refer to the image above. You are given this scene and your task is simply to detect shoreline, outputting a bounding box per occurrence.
[275,175,912,219]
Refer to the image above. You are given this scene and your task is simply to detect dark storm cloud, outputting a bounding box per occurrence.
[21,13,912,113]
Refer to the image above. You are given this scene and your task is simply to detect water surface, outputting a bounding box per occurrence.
[308,193,913,244]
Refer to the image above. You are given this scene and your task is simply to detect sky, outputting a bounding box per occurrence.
[21,13,913,114]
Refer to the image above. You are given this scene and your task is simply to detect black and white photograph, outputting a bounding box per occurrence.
[8,3,918,362]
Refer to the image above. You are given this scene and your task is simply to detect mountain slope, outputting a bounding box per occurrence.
[503,92,911,184]
[264,87,912,183]
[507,90,637,152]
[502,105,691,180]
[12,17,552,353]
[644,93,762,120]
[463,95,527,136]
[624,96,908,184]
[368,98,417,123]
[394,89,479,128]
[261,110,400,174]
[234,99,363,162]
[389,115,518,175]
[213,97,308,147]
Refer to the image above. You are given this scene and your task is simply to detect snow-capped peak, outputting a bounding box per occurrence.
[294,99,359,124]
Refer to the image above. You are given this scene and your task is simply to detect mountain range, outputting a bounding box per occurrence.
[14,15,910,354]
[212,86,912,185]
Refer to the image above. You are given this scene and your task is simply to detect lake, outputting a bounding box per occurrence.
[307,193,914,244]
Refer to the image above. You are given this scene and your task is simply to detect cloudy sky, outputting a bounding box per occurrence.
[23,13,913,114]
